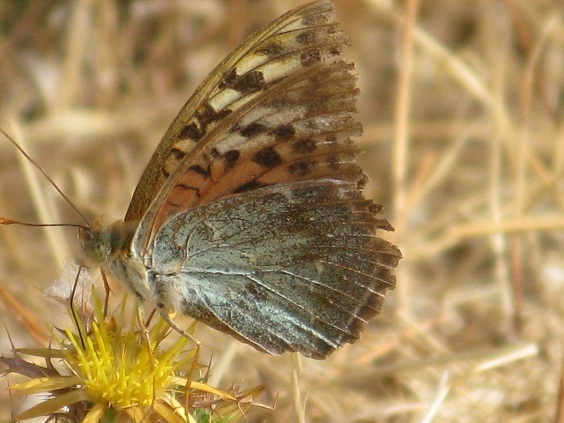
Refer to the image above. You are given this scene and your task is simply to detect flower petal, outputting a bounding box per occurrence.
[83,403,108,423]
[189,380,236,400]
[15,347,65,359]
[16,389,90,420]
[10,375,82,395]
[153,400,188,423]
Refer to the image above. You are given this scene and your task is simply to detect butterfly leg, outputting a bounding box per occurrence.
[100,270,112,317]
[135,306,158,377]
[182,336,201,417]
[153,305,202,417]
[156,303,201,348]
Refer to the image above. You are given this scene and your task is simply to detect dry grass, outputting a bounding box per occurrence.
[1,0,563,421]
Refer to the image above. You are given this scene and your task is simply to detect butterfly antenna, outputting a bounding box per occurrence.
[0,217,87,230]
[0,127,89,225]
[70,263,87,349]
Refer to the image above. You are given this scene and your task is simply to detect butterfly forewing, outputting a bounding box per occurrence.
[125,0,349,221]
[136,60,365,246]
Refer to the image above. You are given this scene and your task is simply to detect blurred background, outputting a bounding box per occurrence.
[0,0,563,421]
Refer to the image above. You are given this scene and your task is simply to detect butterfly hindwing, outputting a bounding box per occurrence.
[146,180,400,358]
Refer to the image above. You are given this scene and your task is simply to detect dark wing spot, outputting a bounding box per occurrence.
[171,147,187,161]
[253,147,282,168]
[232,70,266,94]
[223,149,240,169]
[234,180,268,194]
[183,105,233,144]
[189,164,211,178]
[179,123,203,141]
[273,124,296,140]
[296,30,318,45]
[216,108,232,121]
[300,49,322,67]
[240,122,267,138]
[292,138,316,154]
[198,104,232,124]
[175,183,199,193]
[289,160,317,176]
[256,40,286,56]
[218,68,238,90]
[210,148,220,159]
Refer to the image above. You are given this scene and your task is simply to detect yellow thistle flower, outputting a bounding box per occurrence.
[3,290,264,423]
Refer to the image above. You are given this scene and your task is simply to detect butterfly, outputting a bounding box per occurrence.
[78,0,402,359]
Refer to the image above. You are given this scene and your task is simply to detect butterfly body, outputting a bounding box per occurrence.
[78,0,401,359]
[79,219,150,303]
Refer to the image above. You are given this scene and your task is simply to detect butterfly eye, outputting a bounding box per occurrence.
[79,223,111,264]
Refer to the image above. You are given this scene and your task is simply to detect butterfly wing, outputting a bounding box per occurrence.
[125,0,349,221]
[126,0,401,358]
[147,180,400,359]
[135,59,364,250]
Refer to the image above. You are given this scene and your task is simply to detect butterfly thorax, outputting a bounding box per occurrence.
[79,218,152,303]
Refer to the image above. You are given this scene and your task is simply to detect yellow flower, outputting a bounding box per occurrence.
[4,291,264,422]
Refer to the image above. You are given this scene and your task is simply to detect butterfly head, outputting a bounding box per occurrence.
[79,218,112,265]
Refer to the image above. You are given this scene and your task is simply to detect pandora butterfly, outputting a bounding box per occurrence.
[79,0,401,359]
